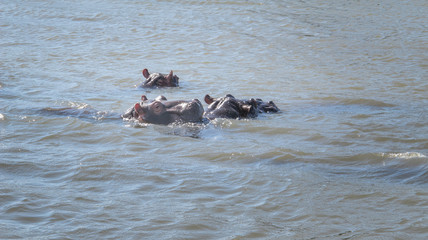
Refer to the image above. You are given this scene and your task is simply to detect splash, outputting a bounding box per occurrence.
[67,101,90,109]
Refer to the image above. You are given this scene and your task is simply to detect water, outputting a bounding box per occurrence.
[1,0,428,239]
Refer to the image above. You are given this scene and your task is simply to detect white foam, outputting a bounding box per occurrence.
[382,152,427,159]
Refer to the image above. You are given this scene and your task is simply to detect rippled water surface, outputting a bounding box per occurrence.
[1,0,428,239]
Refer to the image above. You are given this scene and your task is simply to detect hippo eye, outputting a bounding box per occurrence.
[152,102,164,112]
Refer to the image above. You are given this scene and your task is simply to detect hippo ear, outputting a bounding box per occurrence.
[241,105,252,113]
[142,69,150,79]
[249,98,258,108]
[141,95,148,101]
[241,104,256,117]
[155,95,167,101]
[204,94,214,104]
[166,70,173,84]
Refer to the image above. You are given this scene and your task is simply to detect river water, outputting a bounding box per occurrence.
[1,0,428,239]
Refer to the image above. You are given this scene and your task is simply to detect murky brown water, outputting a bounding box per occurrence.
[1,0,428,239]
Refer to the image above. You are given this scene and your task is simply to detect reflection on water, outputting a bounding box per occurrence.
[1,0,428,239]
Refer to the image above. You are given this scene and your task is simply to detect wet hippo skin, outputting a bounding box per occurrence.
[122,95,204,125]
[204,94,279,120]
[139,68,179,88]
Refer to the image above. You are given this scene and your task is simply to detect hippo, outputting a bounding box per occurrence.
[203,94,279,120]
[254,98,280,113]
[139,68,179,88]
[122,95,204,125]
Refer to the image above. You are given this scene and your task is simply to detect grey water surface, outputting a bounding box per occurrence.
[1,0,428,239]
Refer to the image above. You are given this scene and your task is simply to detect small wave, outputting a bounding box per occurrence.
[59,101,90,109]
[39,101,120,123]
[1,147,32,154]
[0,42,32,47]
[381,152,427,159]
[325,152,428,184]
[374,152,428,184]
[340,98,396,108]
[129,121,205,138]
[313,96,395,108]
[71,13,107,22]
[40,107,92,118]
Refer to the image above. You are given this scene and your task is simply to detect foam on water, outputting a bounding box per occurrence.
[382,152,427,160]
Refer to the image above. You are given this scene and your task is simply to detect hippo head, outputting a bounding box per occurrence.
[122,95,203,125]
[139,68,179,88]
[255,99,280,113]
[203,94,258,120]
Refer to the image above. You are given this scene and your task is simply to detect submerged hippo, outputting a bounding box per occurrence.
[139,68,179,88]
[204,94,279,120]
[122,95,204,125]
[254,98,280,113]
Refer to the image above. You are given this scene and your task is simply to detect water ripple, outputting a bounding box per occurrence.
[1,0,428,239]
